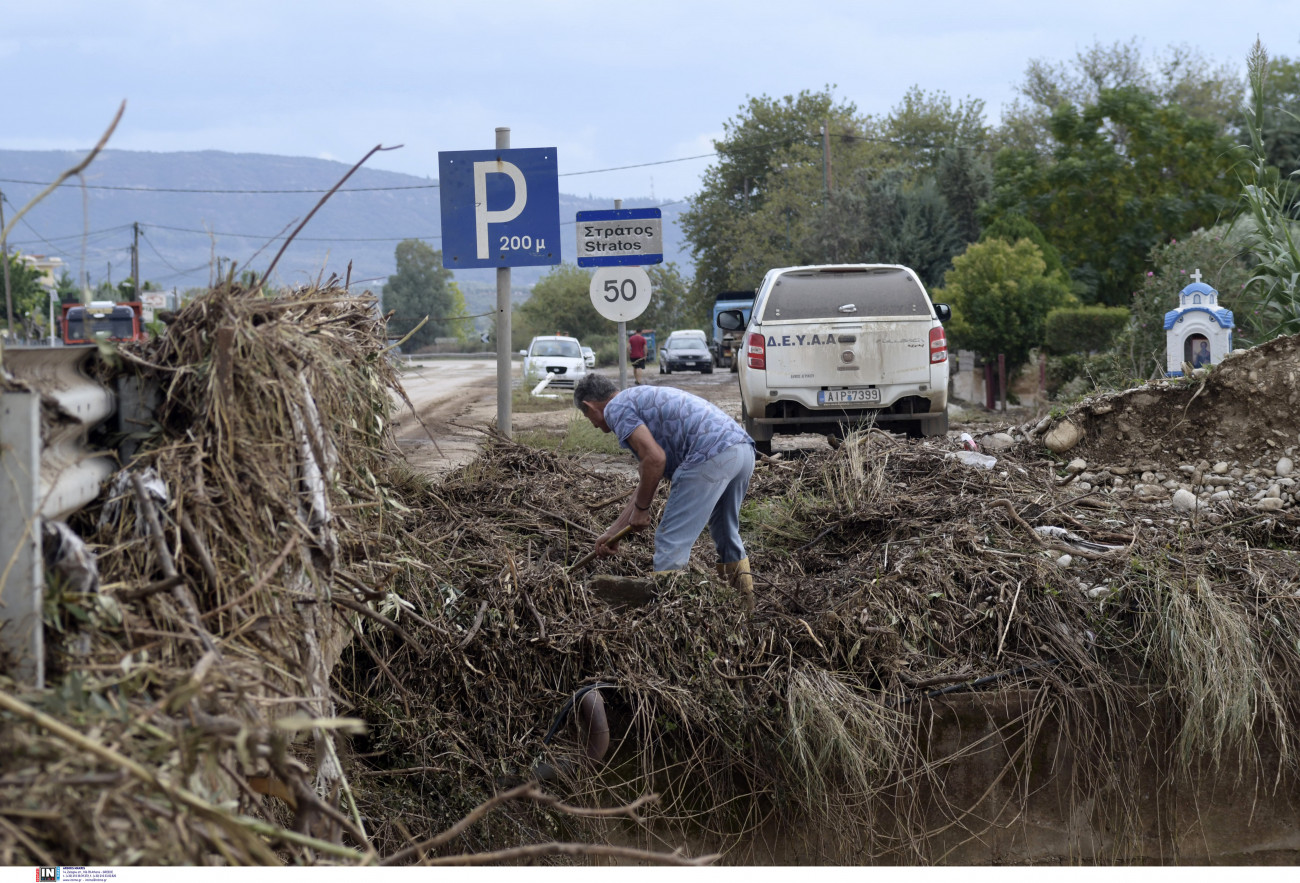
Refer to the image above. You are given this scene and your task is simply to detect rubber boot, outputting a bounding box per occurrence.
[717,558,755,615]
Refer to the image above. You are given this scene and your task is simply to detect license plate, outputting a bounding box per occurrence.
[819,388,880,405]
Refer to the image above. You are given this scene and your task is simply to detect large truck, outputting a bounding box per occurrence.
[710,290,755,371]
[62,301,148,345]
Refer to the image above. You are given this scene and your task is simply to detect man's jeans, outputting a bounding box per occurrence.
[653,442,755,571]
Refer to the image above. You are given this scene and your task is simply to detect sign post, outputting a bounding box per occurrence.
[578,204,662,388]
[439,139,561,437]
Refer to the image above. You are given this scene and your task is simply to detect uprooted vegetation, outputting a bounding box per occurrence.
[3,282,1300,865]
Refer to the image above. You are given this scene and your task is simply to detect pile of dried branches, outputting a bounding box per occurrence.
[342,425,1300,863]
[6,277,1300,865]
[1,279,699,867]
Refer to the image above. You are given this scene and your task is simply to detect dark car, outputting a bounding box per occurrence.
[658,333,714,374]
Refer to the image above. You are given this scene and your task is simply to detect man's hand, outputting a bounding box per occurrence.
[594,518,638,557]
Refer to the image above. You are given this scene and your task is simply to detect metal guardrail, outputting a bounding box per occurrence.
[1,343,117,688]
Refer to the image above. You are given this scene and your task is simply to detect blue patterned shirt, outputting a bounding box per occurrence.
[603,386,752,478]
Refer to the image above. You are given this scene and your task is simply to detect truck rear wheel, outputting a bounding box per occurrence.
[742,404,773,456]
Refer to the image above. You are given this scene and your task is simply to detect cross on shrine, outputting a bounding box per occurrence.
[1191,268,1203,283]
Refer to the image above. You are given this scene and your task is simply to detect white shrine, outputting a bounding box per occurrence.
[1164,269,1234,376]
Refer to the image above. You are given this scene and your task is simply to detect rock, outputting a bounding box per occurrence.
[1066,458,1087,474]
[1171,489,1199,512]
[1045,420,1084,454]
[1213,461,1230,474]
[1087,586,1112,600]
[1278,457,1295,477]
[1056,554,1073,568]
[982,432,1016,451]
[1256,497,1286,512]
[1266,485,1282,499]
[1211,490,1233,502]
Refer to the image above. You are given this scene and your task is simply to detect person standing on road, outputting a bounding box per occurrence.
[627,329,648,385]
[573,373,757,614]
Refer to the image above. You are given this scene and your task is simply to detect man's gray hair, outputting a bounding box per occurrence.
[574,373,619,409]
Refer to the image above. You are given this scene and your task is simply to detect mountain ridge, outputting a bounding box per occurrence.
[0,148,693,305]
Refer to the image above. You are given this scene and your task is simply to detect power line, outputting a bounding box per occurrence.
[143,222,443,243]
[139,229,189,275]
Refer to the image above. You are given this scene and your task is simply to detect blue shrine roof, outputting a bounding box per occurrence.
[1164,305,1234,330]
[1179,281,1217,299]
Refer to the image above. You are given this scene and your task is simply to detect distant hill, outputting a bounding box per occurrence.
[0,149,694,313]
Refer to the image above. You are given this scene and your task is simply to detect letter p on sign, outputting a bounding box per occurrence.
[438,147,561,269]
[473,161,527,259]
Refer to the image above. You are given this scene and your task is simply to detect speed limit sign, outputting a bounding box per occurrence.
[588,266,652,322]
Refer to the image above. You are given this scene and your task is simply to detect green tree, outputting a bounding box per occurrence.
[2,253,52,338]
[55,271,81,304]
[937,238,1076,379]
[382,239,457,351]
[989,86,1236,307]
[978,212,1066,278]
[640,262,699,332]
[809,169,965,287]
[679,89,866,295]
[999,38,1243,152]
[881,86,990,171]
[516,263,601,341]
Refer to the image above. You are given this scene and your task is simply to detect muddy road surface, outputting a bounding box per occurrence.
[392,358,824,476]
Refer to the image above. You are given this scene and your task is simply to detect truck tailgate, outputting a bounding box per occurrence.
[760,319,933,386]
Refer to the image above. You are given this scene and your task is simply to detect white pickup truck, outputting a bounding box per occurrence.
[717,264,951,453]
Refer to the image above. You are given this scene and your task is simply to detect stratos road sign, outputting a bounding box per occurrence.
[438,147,561,269]
[589,266,652,322]
[576,208,663,267]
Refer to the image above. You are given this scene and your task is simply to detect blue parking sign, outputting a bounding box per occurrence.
[438,148,561,269]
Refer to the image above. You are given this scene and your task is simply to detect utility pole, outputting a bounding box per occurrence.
[615,198,628,390]
[0,190,13,335]
[131,222,140,301]
[495,126,513,438]
[822,119,833,195]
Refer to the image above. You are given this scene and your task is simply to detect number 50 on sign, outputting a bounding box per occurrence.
[589,266,652,322]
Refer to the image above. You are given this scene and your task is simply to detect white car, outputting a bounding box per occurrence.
[718,264,950,453]
[521,335,587,388]
[581,346,596,368]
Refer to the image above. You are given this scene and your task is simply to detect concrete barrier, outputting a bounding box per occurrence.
[0,344,117,687]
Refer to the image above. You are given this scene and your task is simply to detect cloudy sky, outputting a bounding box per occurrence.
[2,1,1296,203]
